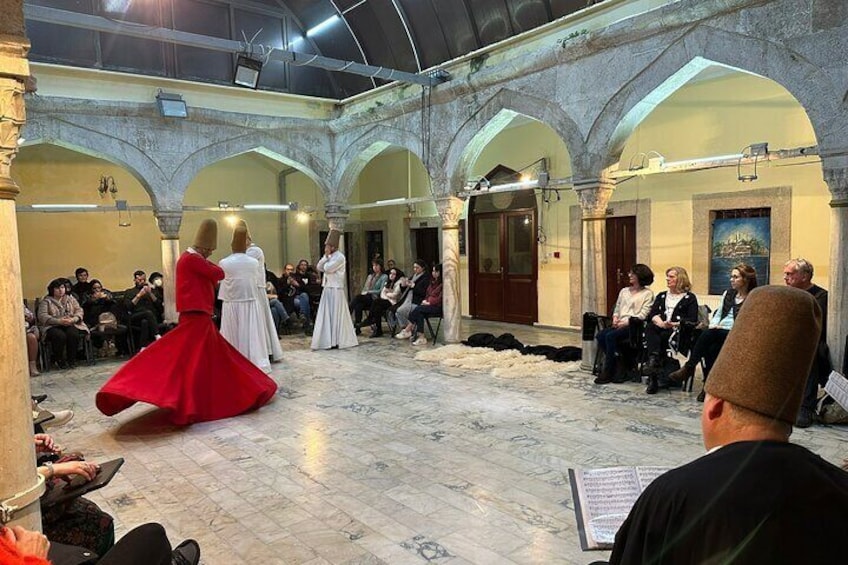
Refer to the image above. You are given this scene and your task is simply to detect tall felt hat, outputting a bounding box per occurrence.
[325,229,341,248]
[237,219,252,241]
[231,225,249,253]
[193,219,218,250]
[705,285,822,425]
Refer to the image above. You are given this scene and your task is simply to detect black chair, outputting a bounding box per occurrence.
[423,315,442,344]
[590,315,646,381]
[38,330,96,372]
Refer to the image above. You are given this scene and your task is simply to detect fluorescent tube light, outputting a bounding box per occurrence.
[243,204,291,211]
[31,204,99,209]
[375,198,407,205]
[306,15,340,37]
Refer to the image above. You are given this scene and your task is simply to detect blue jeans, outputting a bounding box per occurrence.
[408,304,442,334]
[596,327,629,372]
[294,293,311,320]
[269,299,289,331]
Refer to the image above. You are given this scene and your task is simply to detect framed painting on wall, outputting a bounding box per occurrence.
[709,210,771,295]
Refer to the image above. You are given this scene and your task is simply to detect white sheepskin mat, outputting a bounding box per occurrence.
[415,344,582,377]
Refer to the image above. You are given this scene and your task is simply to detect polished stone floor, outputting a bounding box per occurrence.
[31,319,848,564]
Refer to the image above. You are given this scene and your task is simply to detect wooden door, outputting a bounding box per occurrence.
[470,211,538,324]
[413,227,439,268]
[605,216,637,316]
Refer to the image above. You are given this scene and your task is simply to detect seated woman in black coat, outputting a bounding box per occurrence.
[643,267,699,394]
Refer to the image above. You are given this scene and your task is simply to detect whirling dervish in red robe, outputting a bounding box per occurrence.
[96,219,278,425]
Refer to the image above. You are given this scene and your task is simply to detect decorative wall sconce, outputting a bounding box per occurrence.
[98,175,118,199]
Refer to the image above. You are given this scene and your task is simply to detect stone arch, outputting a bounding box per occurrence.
[21,118,164,208]
[589,25,844,170]
[332,125,425,204]
[171,132,332,204]
[443,89,583,195]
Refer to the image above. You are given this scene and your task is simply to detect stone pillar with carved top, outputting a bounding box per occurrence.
[824,160,848,370]
[0,0,42,530]
[155,210,182,323]
[436,197,464,344]
[574,177,614,371]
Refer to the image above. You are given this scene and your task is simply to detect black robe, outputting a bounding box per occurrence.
[610,441,848,564]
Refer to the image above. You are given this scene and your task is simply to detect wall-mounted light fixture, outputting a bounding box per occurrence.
[98,175,118,199]
[737,142,768,182]
[156,90,188,118]
[116,199,132,227]
[233,55,263,89]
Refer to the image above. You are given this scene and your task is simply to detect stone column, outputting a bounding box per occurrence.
[436,197,464,343]
[325,204,349,298]
[824,162,848,371]
[155,211,182,323]
[574,177,614,371]
[0,2,43,530]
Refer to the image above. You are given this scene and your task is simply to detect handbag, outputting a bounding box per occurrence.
[97,312,119,332]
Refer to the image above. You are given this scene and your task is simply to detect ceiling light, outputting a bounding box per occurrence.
[31,204,98,209]
[233,55,263,89]
[243,204,291,211]
[156,90,188,118]
[306,15,340,37]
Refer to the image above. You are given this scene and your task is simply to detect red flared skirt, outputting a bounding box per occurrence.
[96,312,277,425]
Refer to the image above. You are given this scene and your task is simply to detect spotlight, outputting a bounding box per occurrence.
[156,90,188,118]
[233,55,263,89]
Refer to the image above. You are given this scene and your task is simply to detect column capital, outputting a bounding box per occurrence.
[573,177,615,219]
[824,166,848,207]
[435,197,464,228]
[325,203,349,231]
[0,75,27,201]
[155,210,182,239]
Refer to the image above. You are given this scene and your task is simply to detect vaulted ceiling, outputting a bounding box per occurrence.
[25,0,596,99]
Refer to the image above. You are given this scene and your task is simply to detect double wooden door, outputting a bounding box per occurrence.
[470,210,537,324]
[605,216,637,315]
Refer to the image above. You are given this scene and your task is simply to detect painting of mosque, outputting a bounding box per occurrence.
[709,215,771,295]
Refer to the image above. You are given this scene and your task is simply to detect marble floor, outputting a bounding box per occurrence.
[30,319,848,564]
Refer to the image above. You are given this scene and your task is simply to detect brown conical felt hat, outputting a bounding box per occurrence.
[193,219,218,250]
[237,219,251,241]
[705,285,822,425]
[231,224,249,253]
[325,229,341,248]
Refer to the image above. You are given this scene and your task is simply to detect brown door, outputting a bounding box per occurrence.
[605,216,637,316]
[413,227,439,268]
[470,211,538,324]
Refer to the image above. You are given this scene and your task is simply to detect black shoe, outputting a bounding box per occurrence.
[32,394,48,404]
[669,364,695,383]
[354,327,362,336]
[696,389,706,402]
[645,376,659,395]
[304,324,314,337]
[172,539,200,565]
[594,367,612,385]
[796,407,814,428]
[611,361,630,384]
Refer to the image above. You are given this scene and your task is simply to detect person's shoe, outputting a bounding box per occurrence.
[29,361,40,377]
[32,394,48,404]
[354,326,362,336]
[668,364,695,383]
[56,360,69,370]
[412,335,428,346]
[395,328,412,340]
[172,539,200,565]
[304,324,314,336]
[796,407,814,428]
[645,376,659,395]
[696,389,706,402]
[594,367,612,385]
[611,361,630,384]
[42,409,74,429]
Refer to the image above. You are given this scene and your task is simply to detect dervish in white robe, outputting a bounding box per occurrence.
[244,233,284,362]
[311,247,358,350]
[219,249,271,373]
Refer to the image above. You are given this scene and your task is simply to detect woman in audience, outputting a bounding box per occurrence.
[669,263,757,399]
[24,303,40,376]
[594,264,655,384]
[350,259,388,334]
[643,267,699,394]
[357,268,407,337]
[394,260,430,336]
[265,280,290,337]
[81,280,115,327]
[399,264,443,346]
[37,278,89,369]
[34,434,115,557]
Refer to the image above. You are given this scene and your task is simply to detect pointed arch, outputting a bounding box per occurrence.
[442,89,583,195]
[589,25,843,169]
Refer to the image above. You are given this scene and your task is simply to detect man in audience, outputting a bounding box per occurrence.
[608,286,848,564]
[71,267,92,299]
[783,258,831,428]
[124,270,162,348]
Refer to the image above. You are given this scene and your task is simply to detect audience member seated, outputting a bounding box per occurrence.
[398,263,443,346]
[82,280,129,356]
[643,266,699,394]
[783,258,831,428]
[123,270,162,348]
[34,434,114,557]
[70,267,91,301]
[2,521,199,565]
[357,268,407,337]
[275,263,297,314]
[594,264,655,385]
[265,280,291,337]
[291,260,317,329]
[37,279,89,370]
[24,303,40,376]
[394,259,430,336]
[350,259,388,334]
[669,263,757,399]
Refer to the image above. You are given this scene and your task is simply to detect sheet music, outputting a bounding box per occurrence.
[570,465,671,550]
[825,371,848,412]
